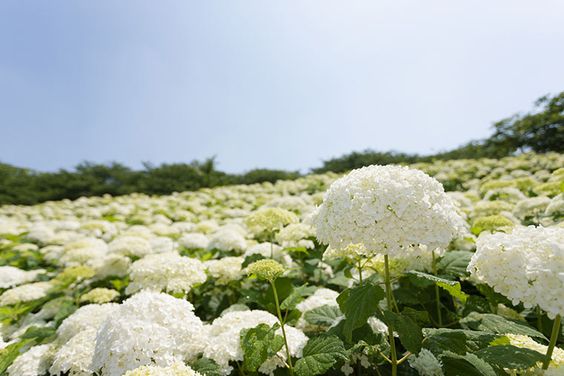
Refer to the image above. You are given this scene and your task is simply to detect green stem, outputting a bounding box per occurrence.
[271,281,294,376]
[384,255,398,376]
[358,259,363,286]
[536,306,543,333]
[432,252,443,327]
[542,314,561,370]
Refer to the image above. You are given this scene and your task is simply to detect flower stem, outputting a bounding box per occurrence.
[432,252,443,327]
[384,255,398,376]
[542,314,561,370]
[358,259,363,286]
[271,281,294,376]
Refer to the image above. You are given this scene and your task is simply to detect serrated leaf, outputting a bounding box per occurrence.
[475,345,545,370]
[337,283,385,342]
[381,310,422,353]
[304,305,342,327]
[280,284,317,311]
[460,312,546,339]
[191,357,223,376]
[437,251,474,277]
[294,335,347,376]
[407,270,468,303]
[240,323,284,372]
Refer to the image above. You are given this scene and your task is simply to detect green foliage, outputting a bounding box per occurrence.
[280,284,317,311]
[336,283,385,342]
[190,358,223,376]
[475,345,545,370]
[437,251,474,277]
[407,271,469,303]
[304,305,342,327]
[381,310,423,353]
[294,335,347,376]
[240,323,285,372]
[460,312,546,339]
[0,339,33,374]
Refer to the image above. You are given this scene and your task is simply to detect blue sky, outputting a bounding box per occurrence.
[1,1,563,173]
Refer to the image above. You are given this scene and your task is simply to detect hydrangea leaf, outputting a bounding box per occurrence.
[475,345,545,370]
[437,251,474,277]
[280,284,317,311]
[336,283,385,342]
[408,270,469,303]
[294,335,347,376]
[440,351,497,376]
[304,305,342,326]
[422,328,498,355]
[240,323,284,372]
[190,357,223,376]
[381,310,423,353]
[460,312,546,339]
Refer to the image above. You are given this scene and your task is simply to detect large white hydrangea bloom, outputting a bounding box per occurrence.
[92,291,208,376]
[0,266,44,289]
[126,252,207,295]
[468,226,564,318]
[311,165,466,257]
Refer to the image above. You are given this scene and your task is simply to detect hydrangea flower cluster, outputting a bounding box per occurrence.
[468,226,564,318]
[311,165,467,257]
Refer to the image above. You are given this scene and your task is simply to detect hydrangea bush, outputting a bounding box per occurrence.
[0,152,563,375]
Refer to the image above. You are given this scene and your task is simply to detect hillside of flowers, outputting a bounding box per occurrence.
[0,152,563,376]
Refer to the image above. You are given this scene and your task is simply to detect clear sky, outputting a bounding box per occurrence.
[1,1,563,173]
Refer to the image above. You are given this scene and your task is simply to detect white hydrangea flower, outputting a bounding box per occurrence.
[468,226,564,318]
[408,349,444,376]
[7,344,53,376]
[205,257,244,285]
[56,303,119,342]
[150,236,176,254]
[207,229,247,252]
[311,165,466,258]
[87,253,131,279]
[0,266,44,289]
[79,288,120,304]
[0,282,52,306]
[92,292,208,376]
[126,252,207,295]
[109,236,153,257]
[179,233,210,249]
[275,223,316,249]
[513,196,551,221]
[124,361,202,376]
[50,328,97,376]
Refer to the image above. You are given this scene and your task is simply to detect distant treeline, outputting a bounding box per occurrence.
[1,92,562,206]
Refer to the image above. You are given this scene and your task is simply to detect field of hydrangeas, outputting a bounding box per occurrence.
[0,152,563,376]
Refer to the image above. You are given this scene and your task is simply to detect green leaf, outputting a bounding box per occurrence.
[423,328,498,355]
[294,335,347,376]
[240,323,285,372]
[280,284,317,311]
[407,270,468,303]
[440,351,497,376]
[381,310,423,353]
[304,305,342,327]
[337,283,385,342]
[475,345,545,370]
[460,312,546,339]
[0,339,33,374]
[20,326,56,342]
[190,357,223,376]
[437,251,474,277]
